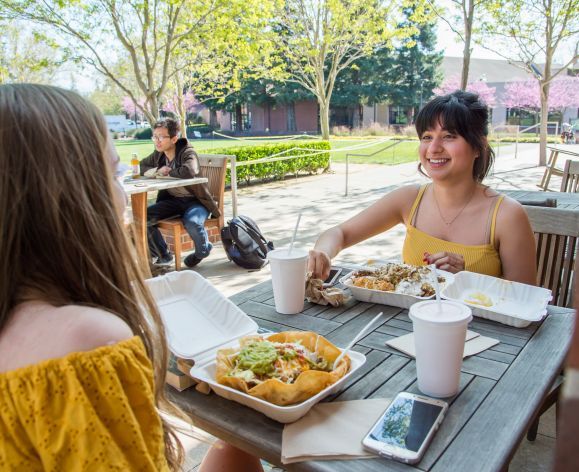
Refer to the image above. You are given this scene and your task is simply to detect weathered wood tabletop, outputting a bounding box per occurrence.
[169,278,574,472]
[502,188,579,210]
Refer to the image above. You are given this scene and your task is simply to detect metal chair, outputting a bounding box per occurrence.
[157,154,228,270]
[560,159,579,193]
[523,205,579,440]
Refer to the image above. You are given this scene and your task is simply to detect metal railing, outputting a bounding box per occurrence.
[491,121,559,159]
[227,149,330,217]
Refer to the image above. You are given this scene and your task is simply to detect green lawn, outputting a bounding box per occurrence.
[114,137,421,166]
[329,139,419,164]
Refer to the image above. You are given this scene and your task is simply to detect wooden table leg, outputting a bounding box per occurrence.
[130,192,152,278]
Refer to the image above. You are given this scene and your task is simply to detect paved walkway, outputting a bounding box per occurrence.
[175,142,572,471]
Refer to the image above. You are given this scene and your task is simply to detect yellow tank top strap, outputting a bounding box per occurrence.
[407,184,429,226]
[489,195,505,247]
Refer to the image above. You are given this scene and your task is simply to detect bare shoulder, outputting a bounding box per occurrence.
[391,183,422,199]
[0,303,133,372]
[61,305,134,349]
[494,194,534,243]
[379,183,422,207]
[496,195,530,224]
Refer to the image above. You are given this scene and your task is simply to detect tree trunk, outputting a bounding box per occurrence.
[539,87,548,167]
[178,99,187,139]
[287,102,297,132]
[209,109,218,128]
[235,104,243,132]
[319,101,330,140]
[460,0,475,90]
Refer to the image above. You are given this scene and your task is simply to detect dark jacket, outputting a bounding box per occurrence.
[139,138,220,217]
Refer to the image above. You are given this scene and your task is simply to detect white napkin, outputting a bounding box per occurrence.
[281,398,391,464]
[385,330,499,358]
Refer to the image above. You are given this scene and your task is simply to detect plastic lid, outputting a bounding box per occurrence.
[409,300,472,325]
[267,248,308,261]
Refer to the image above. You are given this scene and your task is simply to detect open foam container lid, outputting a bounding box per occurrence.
[440,271,552,325]
[145,271,259,363]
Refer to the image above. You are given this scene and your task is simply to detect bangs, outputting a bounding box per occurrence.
[415,93,473,138]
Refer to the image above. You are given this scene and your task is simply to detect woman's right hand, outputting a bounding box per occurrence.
[308,249,332,281]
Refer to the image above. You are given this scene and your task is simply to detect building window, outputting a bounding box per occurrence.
[389,106,408,125]
[230,105,252,131]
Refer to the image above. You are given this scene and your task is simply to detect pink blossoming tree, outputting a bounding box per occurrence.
[122,97,146,123]
[434,75,497,107]
[502,76,579,112]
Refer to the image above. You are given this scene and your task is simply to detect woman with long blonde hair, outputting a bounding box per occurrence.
[0,84,262,471]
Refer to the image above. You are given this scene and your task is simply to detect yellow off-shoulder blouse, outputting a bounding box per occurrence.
[0,336,169,471]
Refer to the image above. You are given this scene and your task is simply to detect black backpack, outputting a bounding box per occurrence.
[221,215,274,270]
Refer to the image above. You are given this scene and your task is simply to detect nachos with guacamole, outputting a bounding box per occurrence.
[216,331,350,406]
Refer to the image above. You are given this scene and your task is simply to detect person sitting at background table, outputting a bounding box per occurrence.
[140,118,219,268]
[309,90,537,285]
[0,84,262,472]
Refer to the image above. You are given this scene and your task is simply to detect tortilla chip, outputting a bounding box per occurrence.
[215,331,351,406]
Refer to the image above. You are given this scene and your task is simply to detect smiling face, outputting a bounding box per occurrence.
[418,121,478,182]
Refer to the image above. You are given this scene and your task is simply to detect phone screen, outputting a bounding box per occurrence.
[368,395,444,452]
[323,268,341,285]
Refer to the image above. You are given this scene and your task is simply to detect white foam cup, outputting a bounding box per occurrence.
[267,248,308,314]
[409,300,472,397]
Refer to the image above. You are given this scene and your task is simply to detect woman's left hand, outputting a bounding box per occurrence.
[424,251,465,273]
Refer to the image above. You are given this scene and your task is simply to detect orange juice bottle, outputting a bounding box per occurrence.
[131,153,139,178]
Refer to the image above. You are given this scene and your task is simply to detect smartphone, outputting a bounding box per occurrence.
[323,268,342,287]
[362,392,448,464]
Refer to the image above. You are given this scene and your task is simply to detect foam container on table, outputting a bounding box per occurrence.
[146,271,366,423]
[340,266,454,310]
[440,271,552,328]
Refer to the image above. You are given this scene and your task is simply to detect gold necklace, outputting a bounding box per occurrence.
[433,187,477,226]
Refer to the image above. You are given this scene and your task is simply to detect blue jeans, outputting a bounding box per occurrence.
[147,191,211,260]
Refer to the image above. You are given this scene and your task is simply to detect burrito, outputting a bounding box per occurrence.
[216,331,351,406]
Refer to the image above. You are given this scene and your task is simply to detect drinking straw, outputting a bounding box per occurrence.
[430,264,443,310]
[334,311,383,368]
[288,212,302,255]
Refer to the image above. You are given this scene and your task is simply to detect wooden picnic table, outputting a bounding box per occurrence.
[122,176,207,275]
[169,276,575,472]
[501,188,579,210]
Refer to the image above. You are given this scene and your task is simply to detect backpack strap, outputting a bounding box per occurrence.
[233,218,270,258]
[229,216,269,259]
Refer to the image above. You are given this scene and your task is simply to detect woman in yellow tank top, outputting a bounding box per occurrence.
[0,85,262,471]
[309,90,536,285]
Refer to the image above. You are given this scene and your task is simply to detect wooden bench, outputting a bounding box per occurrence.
[158,154,229,270]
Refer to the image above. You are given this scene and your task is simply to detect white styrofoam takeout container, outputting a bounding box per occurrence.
[440,271,552,328]
[145,271,258,363]
[146,271,366,423]
[340,265,454,310]
[190,348,366,423]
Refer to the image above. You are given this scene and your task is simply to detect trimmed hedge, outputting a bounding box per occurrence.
[134,127,153,140]
[204,141,330,185]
